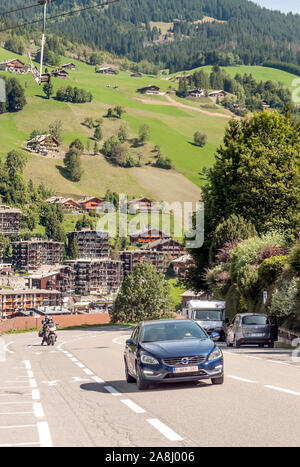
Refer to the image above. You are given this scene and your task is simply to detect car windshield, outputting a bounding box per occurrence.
[141,321,207,342]
[242,315,268,325]
[194,310,222,321]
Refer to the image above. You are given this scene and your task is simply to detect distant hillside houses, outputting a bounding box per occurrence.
[51,69,69,79]
[0,59,29,74]
[208,90,228,98]
[46,196,81,212]
[61,63,77,70]
[188,88,205,98]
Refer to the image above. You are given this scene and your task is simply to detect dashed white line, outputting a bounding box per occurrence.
[91,375,104,384]
[264,385,300,396]
[227,375,257,384]
[121,399,146,414]
[37,421,53,447]
[104,386,122,396]
[147,418,183,441]
[31,389,40,400]
[83,368,94,375]
[33,402,45,418]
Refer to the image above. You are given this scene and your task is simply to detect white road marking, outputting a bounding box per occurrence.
[83,368,94,375]
[75,362,85,368]
[91,375,104,384]
[245,355,263,360]
[264,385,300,396]
[32,389,40,400]
[29,379,37,388]
[227,375,257,384]
[0,442,40,447]
[33,402,45,418]
[104,386,122,396]
[121,399,146,414]
[0,424,36,429]
[266,360,290,366]
[23,360,31,370]
[147,418,183,441]
[37,421,53,447]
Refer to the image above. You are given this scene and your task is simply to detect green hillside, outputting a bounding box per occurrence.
[1,47,298,203]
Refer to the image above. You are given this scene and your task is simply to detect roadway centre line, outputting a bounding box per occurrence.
[147,419,183,442]
[227,375,257,384]
[104,386,122,396]
[121,399,146,414]
[264,385,300,396]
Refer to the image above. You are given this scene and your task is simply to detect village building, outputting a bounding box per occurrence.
[45,196,81,212]
[129,227,170,245]
[141,237,186,259]
[130,72,142,78]
[96,66,117,75]
[61,63,77,70]
[0,289,62,318]
[51,69,69,79]
[12,240,64,271]
[208,90,227,99]
[67,229,110,259]
[128,197,157,214]
[175,74,192,83]
[65,258,123,295]
[171,253,195,277]
[137,85,160,95]
[27,265,76,296]
[0,205,22,236]
[0,59,29,74]
[120,249,169,277]
[180,290,211,310]
[77,196,105,212]
[26,134,60,155]
[188,89,205,98]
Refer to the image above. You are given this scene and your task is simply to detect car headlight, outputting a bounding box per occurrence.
[140,354,159,365]
[208,347,222,361]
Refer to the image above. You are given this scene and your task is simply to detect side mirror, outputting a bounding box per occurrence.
[125,338,135,346]
[211,332,220,341]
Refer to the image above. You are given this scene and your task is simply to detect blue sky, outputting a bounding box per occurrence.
[252,0,300,14]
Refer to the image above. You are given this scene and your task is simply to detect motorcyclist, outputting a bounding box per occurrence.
[41,315,51,346]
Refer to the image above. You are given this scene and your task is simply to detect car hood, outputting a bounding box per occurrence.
[141,339,215,357]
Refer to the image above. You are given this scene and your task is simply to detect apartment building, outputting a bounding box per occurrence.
[27,265,76,295]
[65,258,123,295]
[0,205,22,236]
[68,229,110,259]
[120,249,169,277]
[0,289,62,318]
[12,240,64,271]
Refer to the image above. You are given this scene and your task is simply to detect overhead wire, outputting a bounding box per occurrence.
[0,0,120,33]
[0,0,59,16]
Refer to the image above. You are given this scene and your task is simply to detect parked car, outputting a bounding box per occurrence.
[124,319,224,390]
[226,313,278,348]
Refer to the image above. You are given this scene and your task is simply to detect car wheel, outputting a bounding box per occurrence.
[268,342,274,348]
[136,364,149,390]
[124,358,135,383]
[211,375,224,385]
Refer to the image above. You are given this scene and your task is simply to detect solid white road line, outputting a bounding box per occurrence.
[264,385,300,396]
[121,399,146,414]
[37,421,53,447]
[147,419,183,442]
[227,375,257,383]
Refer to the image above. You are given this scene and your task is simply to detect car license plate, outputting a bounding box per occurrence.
[172,366,198,374]
[249,333,265,337]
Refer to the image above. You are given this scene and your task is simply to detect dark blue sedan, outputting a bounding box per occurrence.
[124,319,224,390]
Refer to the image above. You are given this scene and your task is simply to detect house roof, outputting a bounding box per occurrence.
[77,196,104,204]
[27,134,60,145]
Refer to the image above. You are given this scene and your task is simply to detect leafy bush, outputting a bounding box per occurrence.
[269,277,300,318]
[288,243,300,272]
[258,255,287,285]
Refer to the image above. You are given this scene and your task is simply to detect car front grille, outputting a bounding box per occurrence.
[162,355,207,367]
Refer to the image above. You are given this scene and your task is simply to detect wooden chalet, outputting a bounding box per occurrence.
[61,63,77,70]
[128,197,157,214]
[137,85,160,95]
[96,66,117,75]
[129,227,170,245]
[51,69,69,79]
[141,237,185,258]
[208,90,227,99]
[130,72,142,78]
[188,89,205,98]
[45,196,81,212]
[78,197,105,212]
[0,59,29,74]
[26,134,60,155]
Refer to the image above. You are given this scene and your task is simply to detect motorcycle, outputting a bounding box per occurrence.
[39,323,57,346]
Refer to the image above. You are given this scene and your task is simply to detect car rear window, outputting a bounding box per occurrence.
[242,315,268,325]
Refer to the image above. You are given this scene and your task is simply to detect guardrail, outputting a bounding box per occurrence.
[278,327,300,346]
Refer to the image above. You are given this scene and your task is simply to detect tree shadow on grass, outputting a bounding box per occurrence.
[56,164,71,181]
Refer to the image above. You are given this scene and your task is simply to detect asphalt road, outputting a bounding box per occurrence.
[0,326,300,447]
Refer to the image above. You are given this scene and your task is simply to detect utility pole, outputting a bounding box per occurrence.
[38,0,48,78]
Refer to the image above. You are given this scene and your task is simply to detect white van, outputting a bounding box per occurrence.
[187,300,227,341]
